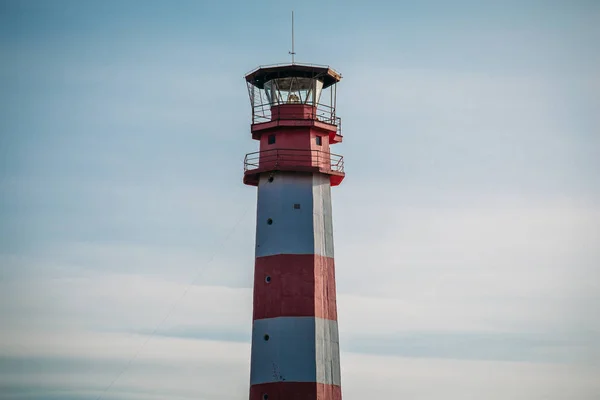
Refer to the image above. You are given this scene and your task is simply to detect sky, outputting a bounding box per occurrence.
[1,0,599,399]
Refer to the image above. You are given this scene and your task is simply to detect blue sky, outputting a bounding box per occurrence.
[1,0,599,399]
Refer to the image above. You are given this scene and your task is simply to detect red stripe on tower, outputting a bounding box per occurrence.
[250,383,342,400]
[253,254,337,321]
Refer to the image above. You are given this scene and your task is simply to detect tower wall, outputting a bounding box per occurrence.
[249,172,341,400]
[258,127,331,155]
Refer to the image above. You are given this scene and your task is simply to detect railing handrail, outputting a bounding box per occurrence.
[250,112,342,136]
[243,148,344,174]
[244,148,343,157]
[249,100,342,136]
[251,114,341,125]
[253,101,335,109]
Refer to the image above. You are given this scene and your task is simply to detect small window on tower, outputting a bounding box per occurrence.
[268,135,276,145]
[316,136,322,146]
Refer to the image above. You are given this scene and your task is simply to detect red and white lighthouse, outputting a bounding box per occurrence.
[243,63,345,400]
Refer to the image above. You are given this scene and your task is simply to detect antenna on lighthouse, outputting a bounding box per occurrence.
[289,11,296,64]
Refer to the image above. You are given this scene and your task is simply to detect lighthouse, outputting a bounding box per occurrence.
[243,63,345,400]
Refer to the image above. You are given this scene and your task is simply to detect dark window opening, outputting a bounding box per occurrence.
[263,334,270,341]
[316,136,322,146]
[268,135,276,145]
[294,204,301,209]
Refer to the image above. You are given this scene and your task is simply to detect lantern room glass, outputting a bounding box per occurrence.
[264,77,324,105]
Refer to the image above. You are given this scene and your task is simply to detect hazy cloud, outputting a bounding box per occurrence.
[1,0,599,399]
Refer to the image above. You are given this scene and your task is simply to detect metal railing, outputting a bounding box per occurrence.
[251,103,342,136]
[244,148,344,174]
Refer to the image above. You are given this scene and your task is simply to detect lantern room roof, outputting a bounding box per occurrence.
[245,63,342,89]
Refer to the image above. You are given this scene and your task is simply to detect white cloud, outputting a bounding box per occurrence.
[2,329,599,400]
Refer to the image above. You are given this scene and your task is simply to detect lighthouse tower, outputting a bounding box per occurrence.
[243,63,344,400]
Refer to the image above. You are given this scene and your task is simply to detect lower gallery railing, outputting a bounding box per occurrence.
[244,149,344,174]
